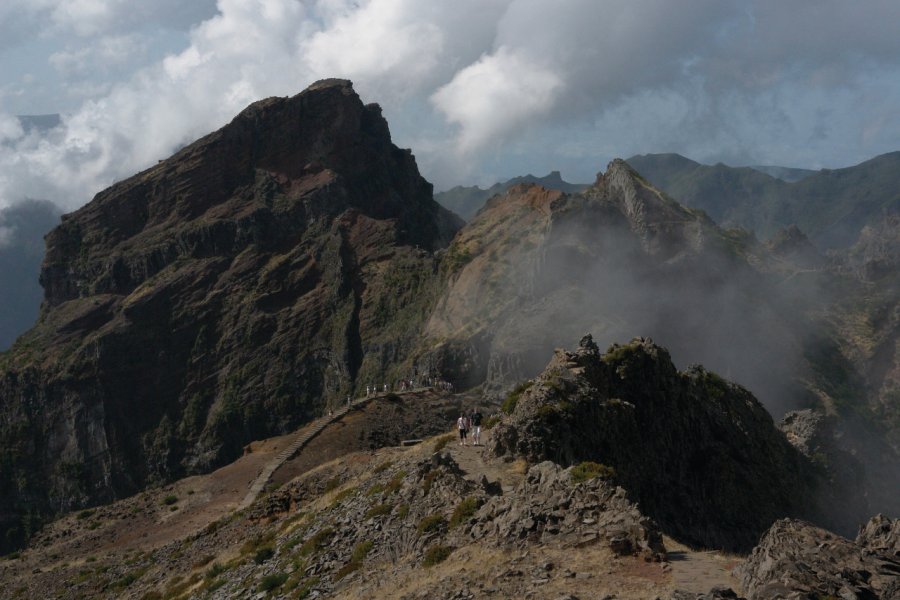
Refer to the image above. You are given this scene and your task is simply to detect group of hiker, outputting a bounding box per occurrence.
[363,377,456,395]
[456,409,483,446]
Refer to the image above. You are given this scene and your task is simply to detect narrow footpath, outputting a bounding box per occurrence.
[239,388,433,509]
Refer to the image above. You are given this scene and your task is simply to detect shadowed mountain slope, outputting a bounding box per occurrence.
[0,79,461,552]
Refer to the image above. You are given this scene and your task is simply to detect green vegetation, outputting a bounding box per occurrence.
[365,503,393,519]
[329,486,357,507]
[241,531,276,555]
[570,461,616,484]
[396,503,409,519]
[259,572,288,592]
[536,397,573,419]
[299,527,334,556]
[372,461,393,474]
[76,509,95,520]
[482,415,500,429]
[385,471,407,494]
[161,495,178,506]
[292,575,320,599]
[422,544,454,567]
[201,578,225,593]
[502,380,533,414]
[449,496,481,529]
[205,562,227,579]
[334,540,374,580]
[366,483,385,496]
[432,434,454,452]
[324,476,342,492]
[112,566,148,590]
[601,341,642,365]
[417,514,446,535]
[444,244,474,272]
[252,546,274,564]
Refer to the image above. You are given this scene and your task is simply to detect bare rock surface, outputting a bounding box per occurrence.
[736,517,900,599]
[472,460,666,561]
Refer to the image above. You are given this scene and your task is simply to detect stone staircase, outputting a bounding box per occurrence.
[237,389,428,510]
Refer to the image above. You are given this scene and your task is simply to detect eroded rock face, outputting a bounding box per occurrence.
[736,517,900,599]
[856,514,900,559]
[471,461,665,560]
[488,336,825,552]
[0,79,461,551]
[237,453,663,598]
[779,410,872,531]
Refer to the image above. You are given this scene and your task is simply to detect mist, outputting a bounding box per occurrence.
[493,188,811,417]
[428,164,899,525]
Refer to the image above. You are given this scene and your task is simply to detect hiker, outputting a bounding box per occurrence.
[457,413,469,446]
[470,408,483,446]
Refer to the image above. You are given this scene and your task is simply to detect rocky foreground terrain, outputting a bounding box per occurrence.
[2,340,898,599]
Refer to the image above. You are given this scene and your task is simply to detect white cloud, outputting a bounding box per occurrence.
[2,0,900,208]
[49,34,147,77]
[0,114,24,142]
[432,47,563,153]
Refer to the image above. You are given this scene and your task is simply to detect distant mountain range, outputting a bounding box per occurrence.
[750,164,816,183]
[626,152,900,249]
[434,170,588,220]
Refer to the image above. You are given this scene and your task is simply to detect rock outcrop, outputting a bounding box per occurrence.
[0,79,461,551]
[736,517,900,599]
[856,514,900,559]
[488,336,831,552]
[471,460,666,561]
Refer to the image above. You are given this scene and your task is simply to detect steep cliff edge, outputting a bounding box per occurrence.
[0,79,461,551]
[488,336,865,552]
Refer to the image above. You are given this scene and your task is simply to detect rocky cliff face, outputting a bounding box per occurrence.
[488,336,863,552]
[0,79,461,551]
[736,516,900,599]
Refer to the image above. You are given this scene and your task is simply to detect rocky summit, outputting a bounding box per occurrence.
[490,336,829,552]
[0,79,460,551]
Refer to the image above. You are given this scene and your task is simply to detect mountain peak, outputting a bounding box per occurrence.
[41,79,455,307]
